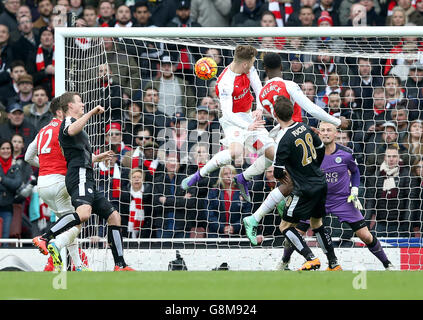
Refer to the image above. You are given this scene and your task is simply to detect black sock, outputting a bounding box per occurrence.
[42,212,81,240]
[282,227,315,261]
[108,225,126,267]
[313,225,338,267]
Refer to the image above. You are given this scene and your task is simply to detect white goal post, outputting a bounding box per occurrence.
[50,26,423,271]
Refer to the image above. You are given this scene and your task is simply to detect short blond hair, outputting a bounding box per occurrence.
[234,45,257,62]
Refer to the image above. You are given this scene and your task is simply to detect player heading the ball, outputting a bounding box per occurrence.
[181,44,275,196]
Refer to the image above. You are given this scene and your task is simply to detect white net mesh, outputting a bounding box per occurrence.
[59,28,423,270]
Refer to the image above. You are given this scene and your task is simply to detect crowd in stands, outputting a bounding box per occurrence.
[1,0,423,246]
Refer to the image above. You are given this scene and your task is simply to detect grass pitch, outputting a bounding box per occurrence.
[1,271,422,300]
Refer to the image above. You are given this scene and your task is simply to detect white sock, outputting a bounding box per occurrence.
[54,225,80,250]
[199,149,232,177]
[243,155,273,181]
[253,187,285,222]
[67,238,83,268]
[54,226,82,266]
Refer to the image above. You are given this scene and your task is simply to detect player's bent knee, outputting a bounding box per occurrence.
[76,205,92,223]
[107,210,121,226]
[356,227,373,244]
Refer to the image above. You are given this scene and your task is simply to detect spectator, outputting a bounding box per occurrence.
[11,14,40,64]
[231,0,266,27]
[120,168,153,238]
[133,1,155,27]
[251,166,282,240]
[325,91,352,129]
[97,62,125,121]
[33,0,53,29]
[11,133,33,186]
[395,0,415,20]
[258,11,285,49]
[0,24,15,93]
[147,0,177,27]
[113,4,133,27]
[290,5,316,27]
[410,157,423,237]
[11,133,24,160]
[282,53,307,85]
[132,141,164,181]
[10,74,34,107]
[207,164,252,237]
[199,95,220,124]
[391,105,411,141]
[400,119,423,166]
[362,87,390,133]
[148,55,195,117]
[320,71,343,107]
[363,121,407,176]
[27,26,54,99]
[300,80,326,127]
[0,0,19,38]
[152,152,197,238]
[349,57,383,110]
[134,87,169,138]
[103,122,132,164]
[69,0,83,18]
[97,0,115,27]
[16,4,32,21]
[82,6,99,27]
[346,0,385,26]
[365,145,411,237]
[190,0,231,27]
[23,86,52,131]
[164,113,189,164]
[0,139,22,242]
[187,105,220,155]
[0,60,27,108]
[103,37,141,94]
[314,0,340,26]
[404,62,423,99]
[409,0,423,26]
[304,50,349,95]
[0,103,37,148]
[286,0,318,26]
[121,99,144,147]
[122,126,160,171]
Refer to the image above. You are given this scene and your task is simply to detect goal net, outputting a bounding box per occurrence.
[55,26,423,271]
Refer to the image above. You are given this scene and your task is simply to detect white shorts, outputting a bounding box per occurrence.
[37,174,74,217]
[219,117,274,155]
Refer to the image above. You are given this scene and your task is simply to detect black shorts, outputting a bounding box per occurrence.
[282,185,327,223]
[65,167,115,220]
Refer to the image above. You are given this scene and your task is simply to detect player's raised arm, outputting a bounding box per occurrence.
[286,81,342,128]
[247,66,264,113]
[25,136,40,167]
[66,105,104,136]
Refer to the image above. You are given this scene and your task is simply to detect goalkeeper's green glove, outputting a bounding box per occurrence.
[347,186,363,210]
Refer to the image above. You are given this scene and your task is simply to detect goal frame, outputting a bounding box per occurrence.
[54,26,423,96]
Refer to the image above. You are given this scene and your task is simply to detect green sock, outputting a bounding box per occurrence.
[276,199,286,218]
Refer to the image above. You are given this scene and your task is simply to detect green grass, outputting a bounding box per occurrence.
[0,271,422,300]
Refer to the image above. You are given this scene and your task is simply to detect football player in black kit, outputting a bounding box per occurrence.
[269,96,341,271]
[34,92,134,271]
